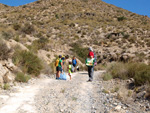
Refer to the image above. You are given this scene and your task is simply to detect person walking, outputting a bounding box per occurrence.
[72,56,77,72]
[86,47,95,82]
[55,55,63,79]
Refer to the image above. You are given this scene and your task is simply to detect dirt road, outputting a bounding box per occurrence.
[0,71,140,113]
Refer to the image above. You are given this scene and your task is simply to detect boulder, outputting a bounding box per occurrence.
[1,59,17,71]
[0,75,3,86]
[0,63,8,77]
[3,71,15,83]
[0,63,9,85]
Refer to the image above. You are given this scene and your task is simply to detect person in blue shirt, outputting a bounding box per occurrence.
[72,56,77,72]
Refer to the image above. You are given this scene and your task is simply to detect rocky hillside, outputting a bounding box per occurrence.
[0,0,150,86]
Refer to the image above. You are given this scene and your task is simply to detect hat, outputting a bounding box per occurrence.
[89,47,93,51]
[69,60,72,63]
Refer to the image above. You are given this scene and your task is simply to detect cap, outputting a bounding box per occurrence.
[89,47,93,51]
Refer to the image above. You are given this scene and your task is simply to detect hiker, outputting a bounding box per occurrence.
[88,47,94,58]
[55,55,63,79]
[72,56,77,72]
[61,55,69,65]
[61,55,65,65]
[88,47,97,66]
[68,60,72,80]
[86,47,95,82]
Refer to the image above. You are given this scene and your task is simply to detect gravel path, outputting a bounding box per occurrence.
[35,71,105,113]
[0,71,145,113]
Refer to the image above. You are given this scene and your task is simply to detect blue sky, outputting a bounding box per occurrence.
[0,0,37,6]
[102,0,150,17]
[0,0,149,17]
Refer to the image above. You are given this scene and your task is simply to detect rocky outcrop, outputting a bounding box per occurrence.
[0,59,17,86]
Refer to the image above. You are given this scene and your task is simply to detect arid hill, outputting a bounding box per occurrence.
[0,0,150,85]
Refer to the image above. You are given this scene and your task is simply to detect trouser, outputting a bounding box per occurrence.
[88,66,94,81]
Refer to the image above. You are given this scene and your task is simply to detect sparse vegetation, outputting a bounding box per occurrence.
[3,83,10,90]
[60,88,65,93]
[72,96,77,101]
[15,72,31,83]
[28,37,49,53]
[103,73,112,81]
[70,43,88,63]
[117,16,127,21]
[128,90,132,97]
[102,89,109,94]
[12,50,43,76]
[1,31,13,40]
[21,23,35,34]
[106,62,150,86]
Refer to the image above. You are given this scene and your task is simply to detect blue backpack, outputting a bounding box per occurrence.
[58,72,67,80]
[72,59,77,65]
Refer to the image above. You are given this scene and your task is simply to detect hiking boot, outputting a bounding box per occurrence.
[87,79,92,82]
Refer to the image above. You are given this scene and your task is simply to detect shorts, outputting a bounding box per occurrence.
[73,64,76,67]
[56,66,62,71]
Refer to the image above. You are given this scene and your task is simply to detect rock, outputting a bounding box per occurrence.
[115,105,122,111]
[3,71,15,83]
[0,63,8,76]
[127,78,134,83]
[0,75,3,86]
[113,103,118,106]
[136,91,146,99]
[0,63,9,85]
[1,59,17,71]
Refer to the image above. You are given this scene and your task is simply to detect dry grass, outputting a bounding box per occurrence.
[106,62,150,86]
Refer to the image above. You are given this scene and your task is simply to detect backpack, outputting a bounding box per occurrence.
[55,58,59,67]
[72,59,77,65]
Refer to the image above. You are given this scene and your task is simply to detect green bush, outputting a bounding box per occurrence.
[15,72,31,83]
[3,83,10,90]
[117,16,127,21]
[12,50,43,76]
[30,37,49,52]
[107,62,128,79]
[103,73,112,81]
[70,43,89,63]
[133,63,150,86]
[1,31,13,40]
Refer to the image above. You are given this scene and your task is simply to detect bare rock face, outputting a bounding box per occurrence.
[7,39,28,51]
[0,63,8,85]
[0,75,3,86]
[1,59,17,71]
[3,71,15,83]
[0,59,17,85]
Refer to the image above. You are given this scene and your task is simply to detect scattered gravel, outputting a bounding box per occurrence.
[0,71,148,113]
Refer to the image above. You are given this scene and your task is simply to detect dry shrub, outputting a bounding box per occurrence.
[41,61,52,75]
[107,62,128,79]
[103,73,112,81]
[106,62,150,86]
[21,23,35,34]
[15,72,31,83]
[12,50,43,76]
